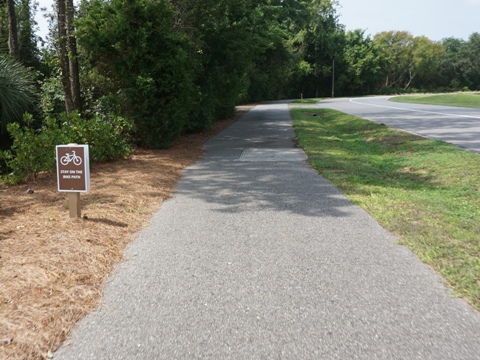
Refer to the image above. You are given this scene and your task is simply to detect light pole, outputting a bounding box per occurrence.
[331,59,335,98]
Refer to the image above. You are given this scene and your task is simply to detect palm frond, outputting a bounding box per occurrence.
[0,55,36,133]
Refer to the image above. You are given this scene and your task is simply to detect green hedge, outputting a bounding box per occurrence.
[1,112,134,184]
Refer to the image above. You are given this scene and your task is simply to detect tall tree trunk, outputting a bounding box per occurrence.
[57,0,74,114]
[7,0,19,59]
[66,0,81,111]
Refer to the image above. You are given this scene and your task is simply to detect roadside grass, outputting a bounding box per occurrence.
[390,93,480,108]
[291,108,480,310]
[290,98,323,104]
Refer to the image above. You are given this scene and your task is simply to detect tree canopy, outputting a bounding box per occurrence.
[0,0,479,153]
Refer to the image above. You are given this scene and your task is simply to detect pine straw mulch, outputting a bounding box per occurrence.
[0,106,253,360]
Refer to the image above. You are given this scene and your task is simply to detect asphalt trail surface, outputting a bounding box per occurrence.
[317,96,480,153]
[56,102,480,359]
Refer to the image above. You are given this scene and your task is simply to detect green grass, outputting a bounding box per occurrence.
[290,98,323,104]
[291,108,480,310]
[390,93,480,108]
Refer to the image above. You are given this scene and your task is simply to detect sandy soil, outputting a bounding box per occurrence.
[0,107,252,359]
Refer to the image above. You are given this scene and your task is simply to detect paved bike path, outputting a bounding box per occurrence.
[56,102,480,359]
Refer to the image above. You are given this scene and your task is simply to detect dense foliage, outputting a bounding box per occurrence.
[0,54,36,133]
[1,0,479,181]
[1,111,133,183]
[75,0,195,148]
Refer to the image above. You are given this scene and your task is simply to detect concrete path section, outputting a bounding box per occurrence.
[56,103,480,359]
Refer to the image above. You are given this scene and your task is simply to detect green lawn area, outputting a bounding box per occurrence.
[291,107,480,311]
[290,98,323,104]
[390,93,480,108]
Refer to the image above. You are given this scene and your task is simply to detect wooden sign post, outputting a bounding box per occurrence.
[56,144,90,218]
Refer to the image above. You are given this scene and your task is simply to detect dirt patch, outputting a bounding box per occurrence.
[0,106,253,360]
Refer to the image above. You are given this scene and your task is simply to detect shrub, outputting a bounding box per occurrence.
[1,114,66,183]
[76,0,195,149]
[62,112,134,163]
[0,112,134,184]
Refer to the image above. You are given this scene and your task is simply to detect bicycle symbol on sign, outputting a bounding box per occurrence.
[60,150,82,166]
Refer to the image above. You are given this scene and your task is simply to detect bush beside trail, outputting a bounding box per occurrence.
[1,112,133,185]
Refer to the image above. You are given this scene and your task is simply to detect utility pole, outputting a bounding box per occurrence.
[331,59,335,98]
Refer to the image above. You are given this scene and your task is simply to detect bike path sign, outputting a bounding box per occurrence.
[56,144,90,192]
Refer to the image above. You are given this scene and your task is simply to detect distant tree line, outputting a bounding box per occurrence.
[1,0,479,180]
[337,30,480,96]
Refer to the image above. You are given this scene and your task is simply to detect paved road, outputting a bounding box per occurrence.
[56,102,480,359]
[316,96,480,153]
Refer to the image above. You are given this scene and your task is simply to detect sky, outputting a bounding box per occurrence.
[34,0,53,43]
[34,0,479,43]
[337,0,480,41]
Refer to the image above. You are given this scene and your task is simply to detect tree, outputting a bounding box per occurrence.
[0,0,43,68]
[7,0,19,58]
[56,0,73,113]
[178,0,288,114]
[373,31,416,91]
[410,36,444,90]
[290,0,345,97]
[161,0,299,126]
[342,29,381,95]
[463,32,480,90]
[56,0,80,114]
[438,37,468,90]
[66,0,80,110]
[17,0,42,69]
[76,0,195,148]
[0,2,8,53]
[244,0,309,101]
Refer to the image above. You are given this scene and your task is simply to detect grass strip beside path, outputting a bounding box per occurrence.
[291,108,480,310]
[290,98,324,104]
[390,93,480,108]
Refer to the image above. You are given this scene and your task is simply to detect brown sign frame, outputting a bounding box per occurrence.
[56,144,90,192]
